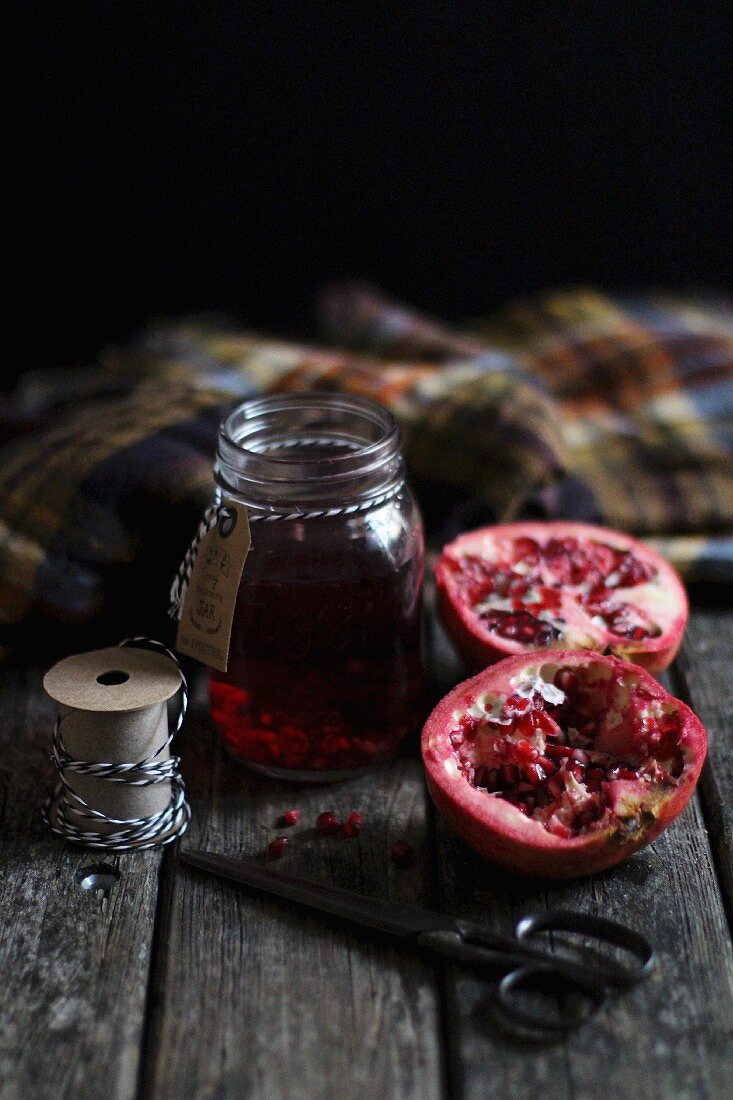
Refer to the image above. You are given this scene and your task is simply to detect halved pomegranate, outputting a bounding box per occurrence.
[435,521,688,673]
[422,650,706,878]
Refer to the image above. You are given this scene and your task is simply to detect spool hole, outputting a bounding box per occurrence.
[96,670,130,686]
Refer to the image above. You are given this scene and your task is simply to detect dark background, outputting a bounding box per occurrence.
[7,2,731,384]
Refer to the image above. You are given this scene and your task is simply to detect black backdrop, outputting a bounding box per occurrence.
[7,2,731,383]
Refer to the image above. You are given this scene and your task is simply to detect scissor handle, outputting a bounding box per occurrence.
[515,909,655,989]
[416,927,609,1035]
[497,962,607,1035]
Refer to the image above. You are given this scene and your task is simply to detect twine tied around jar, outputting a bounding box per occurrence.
[168,474,404,622]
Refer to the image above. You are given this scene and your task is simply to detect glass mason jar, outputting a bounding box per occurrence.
[208,393,425,780]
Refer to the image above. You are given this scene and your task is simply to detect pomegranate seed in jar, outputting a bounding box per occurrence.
[266,836,289,860]
[391,840,415,867]
[343,812,365,837]
[281,810,301,827]
[315,811,341,836]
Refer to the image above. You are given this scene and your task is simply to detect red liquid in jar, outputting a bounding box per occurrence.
[209,556,423,777]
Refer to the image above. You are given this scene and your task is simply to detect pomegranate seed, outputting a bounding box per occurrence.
[482,608,560,646]
[616,555,655,586]
[266,836,288,860]
[502,764,519,787]
[572,749,590,765]
[391,840,415,867]
[281,809,301,827]
[315,811,341,836]
[606,764,639,782]
[548,775,565,798]
[533,712,560,736]
[554,664,576,690]
[515,715,535,739]
[524,763,547,786]
[546,743,573,759]
[547,817,573,839]
[343,812,364,837]
[513,536,540,559]
[515,739,538,762]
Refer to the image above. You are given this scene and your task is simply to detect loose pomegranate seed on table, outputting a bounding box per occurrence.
[266,836,289,860]
[315,811,341,836]
[391,840,415,867]
[343,812,364,837]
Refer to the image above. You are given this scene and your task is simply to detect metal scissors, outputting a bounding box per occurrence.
[180,848,654,1036]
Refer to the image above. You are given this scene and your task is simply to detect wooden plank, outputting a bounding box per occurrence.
[429,609,733,1100]
[0,667,163,1100]
[142,681,444,1100]
[673,609,733,924]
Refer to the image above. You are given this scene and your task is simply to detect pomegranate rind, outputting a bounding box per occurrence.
[435,521,688,673]
[421,650,707,879]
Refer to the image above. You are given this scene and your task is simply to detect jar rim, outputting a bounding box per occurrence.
[220,392,399,469]
[216,392,404,509]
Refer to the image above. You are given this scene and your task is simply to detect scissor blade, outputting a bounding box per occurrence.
[180,848,457,939]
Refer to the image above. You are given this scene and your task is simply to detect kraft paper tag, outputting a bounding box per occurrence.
[176,502,251,671]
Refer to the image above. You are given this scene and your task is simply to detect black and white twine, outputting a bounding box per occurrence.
[43,637,191,852]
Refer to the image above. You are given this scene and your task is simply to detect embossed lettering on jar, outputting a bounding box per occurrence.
[208,394,425,779]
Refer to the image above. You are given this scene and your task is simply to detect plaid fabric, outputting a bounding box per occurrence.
[0,286,730,650]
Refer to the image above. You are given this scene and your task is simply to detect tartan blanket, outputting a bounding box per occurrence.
[0,286,730,652]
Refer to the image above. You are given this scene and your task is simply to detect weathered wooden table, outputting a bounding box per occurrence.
[1,597,732,1100]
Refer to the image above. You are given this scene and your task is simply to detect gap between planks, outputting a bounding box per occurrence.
[672,610,733,936]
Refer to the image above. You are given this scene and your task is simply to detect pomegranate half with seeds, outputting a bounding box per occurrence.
[422,651,706,878]
[435,521,688,673]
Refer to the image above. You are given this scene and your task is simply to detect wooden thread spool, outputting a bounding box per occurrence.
[43,644,189,850]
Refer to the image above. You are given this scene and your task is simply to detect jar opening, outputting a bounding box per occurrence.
[216,393,404,510]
